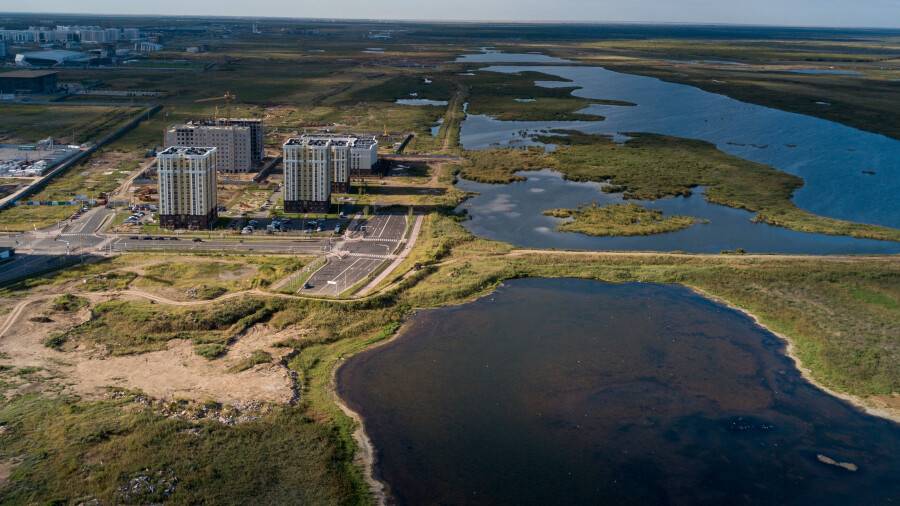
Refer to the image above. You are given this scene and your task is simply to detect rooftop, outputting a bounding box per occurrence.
[159,146,216,157]
[0,70,59,79]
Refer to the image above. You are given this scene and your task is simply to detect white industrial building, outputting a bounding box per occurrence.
[157,146,218,229]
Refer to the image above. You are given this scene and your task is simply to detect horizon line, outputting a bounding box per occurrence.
[2,11,900,31]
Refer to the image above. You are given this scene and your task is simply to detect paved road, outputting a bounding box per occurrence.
[300,211,410,296]
[0,207,419,293]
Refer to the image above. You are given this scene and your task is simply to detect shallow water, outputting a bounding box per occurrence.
[455,51,573,64]
[338,278,900,506]
[787,69,862,76]
[459,62,900,228]
[395,98,449,106]
[456,170,900,254]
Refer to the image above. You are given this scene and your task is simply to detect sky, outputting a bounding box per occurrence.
[4,0,900,28]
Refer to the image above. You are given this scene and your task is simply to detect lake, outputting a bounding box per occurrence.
[456,169,900,254]
[458,61,900,229]
[338,278,900,505]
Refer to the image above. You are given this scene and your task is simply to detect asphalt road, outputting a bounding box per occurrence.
[300,211,409,296]
[0,208,417,293]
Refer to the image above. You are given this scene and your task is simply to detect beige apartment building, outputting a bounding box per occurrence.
[283,137,333,213]
[216,118,265,164]
[165,123,252,173]
[157,146,218,229]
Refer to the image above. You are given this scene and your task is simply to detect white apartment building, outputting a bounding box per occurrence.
[283,137,333,213]
[293,134,378,192]
[165,123,253,173]
[157,146,218,229]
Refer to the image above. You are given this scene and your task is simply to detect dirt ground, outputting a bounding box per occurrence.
[0,293,297,405]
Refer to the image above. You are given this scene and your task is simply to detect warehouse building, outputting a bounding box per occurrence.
[0,70,59,94]
[283,137,333,213]
[165,123,252,173]
[157,146,218,229]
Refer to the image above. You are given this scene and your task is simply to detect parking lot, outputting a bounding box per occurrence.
[300,211,410,296]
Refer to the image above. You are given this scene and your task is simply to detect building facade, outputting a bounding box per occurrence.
[0,70,58,94]
[165,123,252,173]
[283,137,332,213]
[215,118,265,164]
[290,134,378,193]
[156,146,218,229]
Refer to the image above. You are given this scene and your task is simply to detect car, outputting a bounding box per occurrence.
[129,236,139,240]
[141,236,152,240]
[192,238,203,243]
[303,282,313,289]
[316,226,322,232]
[168,237,180,241]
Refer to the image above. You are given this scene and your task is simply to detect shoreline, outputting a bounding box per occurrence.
[330,277,899,503]
[331,320,428,506]
[689,285,900,425]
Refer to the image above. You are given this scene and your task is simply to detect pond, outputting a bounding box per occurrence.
[459,61,900,229]
[338,278,900,506]
[455,170,900,254]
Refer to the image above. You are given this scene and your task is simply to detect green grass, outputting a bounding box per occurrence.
[50,294,88,312]
[194,343,228,360]
[0,394,366,504]
[0,104,138,144]
[229,350,273,373]
[463,70,621,121]
[461,131,900,242]
[544,203,701,236]
[0,205,77,232]
[59,297,274,356]
[132,256,307,297]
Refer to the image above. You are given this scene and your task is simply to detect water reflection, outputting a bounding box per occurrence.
[456,170,900,254]
[339,278,900,505]
[459,62,900,228]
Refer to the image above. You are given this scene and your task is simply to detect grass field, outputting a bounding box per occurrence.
[544,203,701,236]
[0,104,139,145]
[1,18,899,503]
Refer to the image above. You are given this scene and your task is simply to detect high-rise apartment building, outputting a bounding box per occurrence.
[165,123,252,173]
[290,134,378,193]
[156,146,218,229]
[215,118,265,164]
[283,137,333,213]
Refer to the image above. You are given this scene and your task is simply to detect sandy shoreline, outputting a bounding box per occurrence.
[331,321,425,506]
